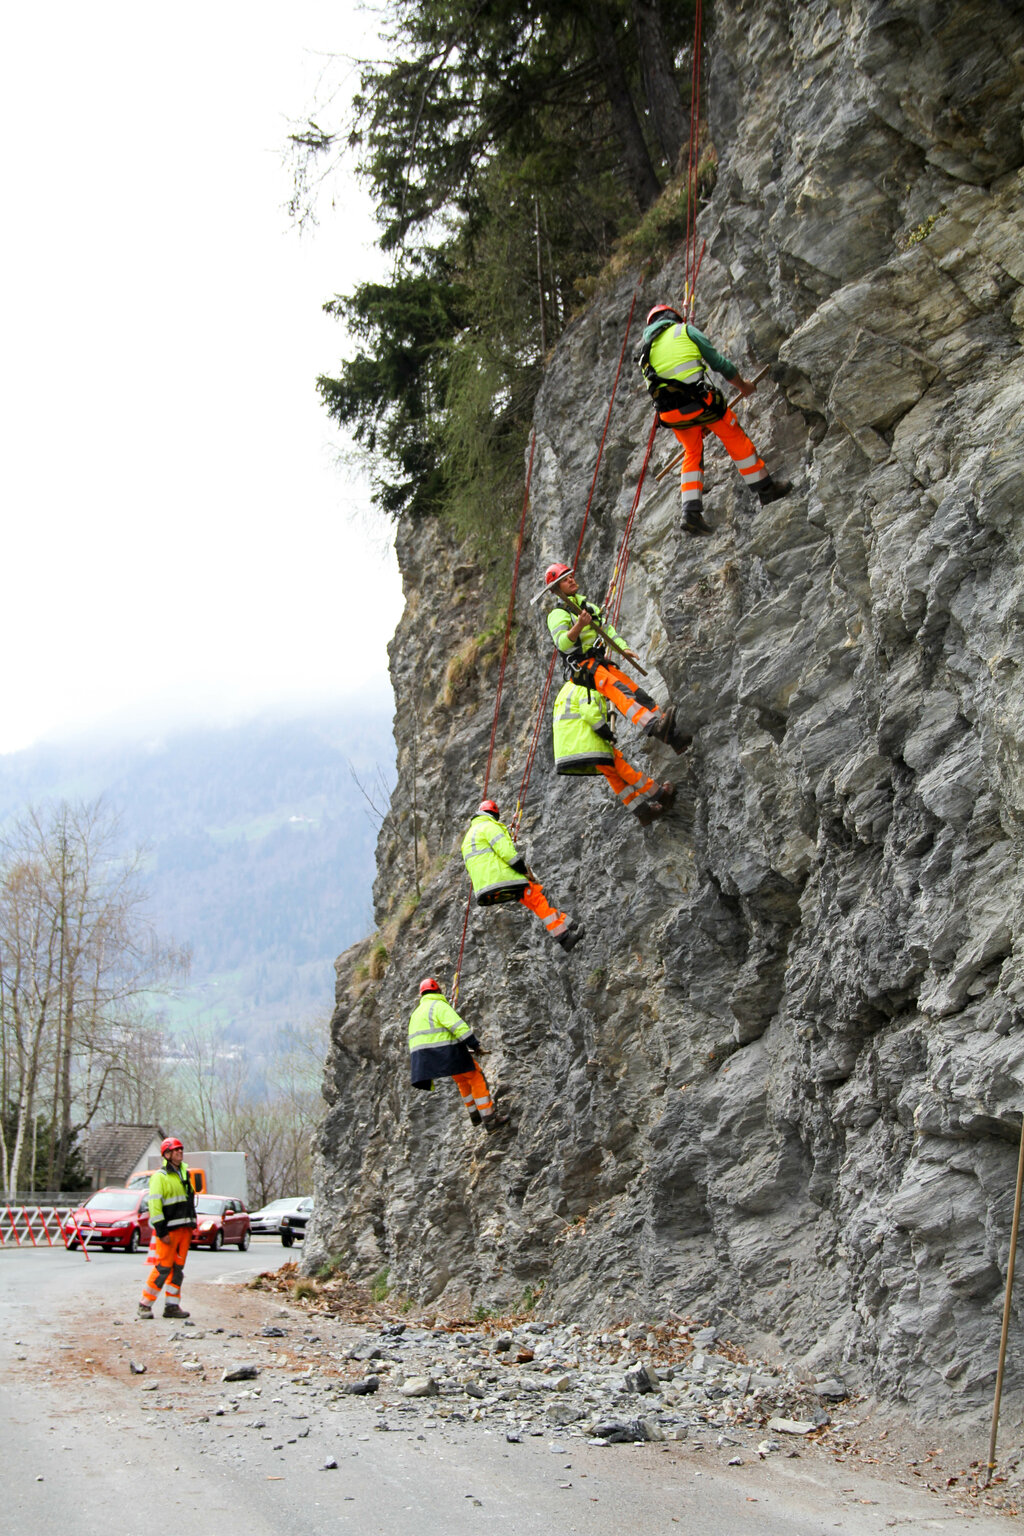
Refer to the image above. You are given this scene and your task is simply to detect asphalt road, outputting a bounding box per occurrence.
[0,1241,1014,1535]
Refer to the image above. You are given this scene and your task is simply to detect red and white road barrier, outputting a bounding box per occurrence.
[0,1204,91,1259]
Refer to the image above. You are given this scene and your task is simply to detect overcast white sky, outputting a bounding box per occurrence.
[0,3,403,754]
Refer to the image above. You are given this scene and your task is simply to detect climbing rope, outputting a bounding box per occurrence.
[682,0,705,319]
[572,285,642,570]
[482,432,536,797]
[451,433,537,1004]
[603,413,659,626]
[508,283,644,840]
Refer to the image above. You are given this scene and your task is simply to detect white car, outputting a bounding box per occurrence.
[248,1197,312,1236]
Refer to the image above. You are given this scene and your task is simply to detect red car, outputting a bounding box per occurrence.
[192,1195,251,1251]
[63,1188,152,1253]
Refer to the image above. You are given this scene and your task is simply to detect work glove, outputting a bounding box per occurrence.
[154,1221,168,1239]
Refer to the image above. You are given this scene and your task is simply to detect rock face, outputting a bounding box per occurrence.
[311,0,1024,1419]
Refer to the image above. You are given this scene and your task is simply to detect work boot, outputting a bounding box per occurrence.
[651,780,677,813]
[755,476,792,507]
[468,1109,482,1127]
[643,704,679,748]
[558,921,585,953]
[163,1303,190,1319]
[483,1111,511,1133]
[683,504,714,535]
[137,1304,154,1321]
[667,720,693,755]
[635,782,675,827]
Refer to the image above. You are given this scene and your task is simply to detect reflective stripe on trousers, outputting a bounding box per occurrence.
[597,750,659,808]
[452,1066,494,1117]
[579,657,658,732]
[519,881,570,937]
[141,1228,191,1306]
[660,406,768,505]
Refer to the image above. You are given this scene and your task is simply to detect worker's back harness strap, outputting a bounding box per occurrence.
[635,321,727,428]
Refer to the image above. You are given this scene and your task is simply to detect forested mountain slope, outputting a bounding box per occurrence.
[0,709,394,1038]
[310,0,1024,1420]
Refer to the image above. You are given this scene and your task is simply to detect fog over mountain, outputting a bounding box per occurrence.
[0,705,396,1046]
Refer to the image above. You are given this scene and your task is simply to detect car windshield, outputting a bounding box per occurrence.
[258,1199,298,1214]
[196,1197,227,1215]
[86,1192,139,1212]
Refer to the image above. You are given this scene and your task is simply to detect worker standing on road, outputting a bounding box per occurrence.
[637,304,791,534]
[461,800,585,951]
[552,677,676,825]
[544,565,690,753]
[409,977,509,1132]
[138,1137,197,1320]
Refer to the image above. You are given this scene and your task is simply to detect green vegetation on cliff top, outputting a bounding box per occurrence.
[300,0,703,566]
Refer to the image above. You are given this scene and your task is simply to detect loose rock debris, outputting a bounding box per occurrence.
[238,1266,1023,1516]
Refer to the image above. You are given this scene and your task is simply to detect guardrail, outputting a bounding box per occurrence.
[0,1203,92,1259]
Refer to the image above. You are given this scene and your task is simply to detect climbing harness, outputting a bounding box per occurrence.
[654,364,772,484]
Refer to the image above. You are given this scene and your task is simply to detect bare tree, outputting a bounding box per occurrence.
[0,799,187,1195]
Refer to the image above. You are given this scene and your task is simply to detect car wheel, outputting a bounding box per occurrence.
[212,1231,223,1252]
[238,1230,250,1251]
[127,1230,140,1254]
[281,1231,294,1248]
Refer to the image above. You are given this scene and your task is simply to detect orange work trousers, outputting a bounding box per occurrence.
[597,750,659,811]
[519,881,569,938]
[452,1065,495,1119]
[577,655,659,732]
[659,404,768,514]
[141,1227,191,1308]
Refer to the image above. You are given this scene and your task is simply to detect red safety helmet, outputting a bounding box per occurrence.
[646,304,680,326]
[544,562,572,590]
[160,1137,184,1157]
[419,977,442,995]
[478,799,500,817]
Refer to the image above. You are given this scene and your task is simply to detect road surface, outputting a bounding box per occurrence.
[0,1241,1014,1535]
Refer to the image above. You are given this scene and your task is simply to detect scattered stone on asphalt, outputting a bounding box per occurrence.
[129,1360,147,1375]
[399,1377,439,1398]
[767,1418,817,1436]
[222,1365,260,1382]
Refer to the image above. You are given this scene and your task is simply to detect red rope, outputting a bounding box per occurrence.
[683,0,704,318]
[572,285,641,571]
[510,653,558,842]
[452,432,536,1002]
[482,431,536,796]
[450,890,473,1008]
[604,413,659,625]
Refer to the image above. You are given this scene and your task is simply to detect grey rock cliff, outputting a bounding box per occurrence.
[311,0,1024,1419]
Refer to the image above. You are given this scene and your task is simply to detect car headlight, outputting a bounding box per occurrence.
[199,1222,215,1233]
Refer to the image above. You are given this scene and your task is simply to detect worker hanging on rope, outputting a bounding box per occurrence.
[543,565,691,753]
[409,977,510,1133]
[637,304,791,535]
[552,677,675,826]
[461,799,585,953]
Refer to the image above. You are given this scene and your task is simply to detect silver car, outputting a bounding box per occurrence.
[248,1197,312,1235]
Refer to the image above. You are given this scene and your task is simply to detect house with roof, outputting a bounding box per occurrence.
[86,1123,164,1189]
